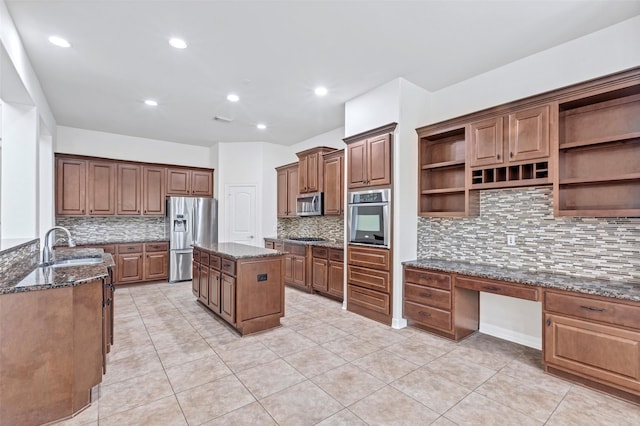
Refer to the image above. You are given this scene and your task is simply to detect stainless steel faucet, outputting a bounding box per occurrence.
[42,226,75,264]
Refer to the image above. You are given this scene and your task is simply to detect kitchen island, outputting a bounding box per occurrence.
[192,242,285,335]
[0,248,114,426]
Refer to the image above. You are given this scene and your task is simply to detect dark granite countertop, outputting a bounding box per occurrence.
[403,258,640,303]
[1,248,114,295]
[0,238,38,255]
[264,237,344,249]
[196,242,284,260]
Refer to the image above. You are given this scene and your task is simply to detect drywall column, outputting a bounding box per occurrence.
[38,123,54,242]
[1,103,38,238]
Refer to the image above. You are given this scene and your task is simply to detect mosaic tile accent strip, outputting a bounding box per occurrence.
[418,187,640,284]
[0,239,40,287]
[56,217,166,245]
[277,216,344,242]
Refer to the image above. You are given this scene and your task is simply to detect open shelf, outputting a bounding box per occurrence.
[420,191,466,216]
[421,159,465,169]
[421,187,465,195]
[558,181,640,216]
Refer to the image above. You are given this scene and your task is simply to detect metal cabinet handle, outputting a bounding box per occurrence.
[419,292,432,298]
[496,154,500,160]
[419,311,431,318]
[580,305,606,313]
[510,152,513,158]
[483,286,500,291]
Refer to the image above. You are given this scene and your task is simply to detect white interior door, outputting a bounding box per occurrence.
[225,184,257,246]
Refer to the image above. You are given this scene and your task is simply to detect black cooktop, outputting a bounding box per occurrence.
[287,237,327,242]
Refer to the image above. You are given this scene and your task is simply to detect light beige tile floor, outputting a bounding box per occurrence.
[54,281,640,425]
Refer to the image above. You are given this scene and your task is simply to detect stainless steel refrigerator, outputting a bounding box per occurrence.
[166,197,218,282]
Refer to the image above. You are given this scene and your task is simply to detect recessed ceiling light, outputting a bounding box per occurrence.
[48,36,71,48]
[314,86,328,96]
[169,37,187,49]
[257,123,267,130]
[226,94,240,102]
[144,100,158,106]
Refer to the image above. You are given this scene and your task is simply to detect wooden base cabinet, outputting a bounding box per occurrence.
[347,245,392,325]
[283,242,310,292]
[543,290,640,403]
[311,246,344,301]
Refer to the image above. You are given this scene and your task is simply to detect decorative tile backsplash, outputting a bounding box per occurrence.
[278,216,344,242]
[0,239,39,287]
[418,186,640,284]
[56,217,166,244]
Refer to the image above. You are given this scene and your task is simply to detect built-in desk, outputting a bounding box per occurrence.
[403,259,640,405]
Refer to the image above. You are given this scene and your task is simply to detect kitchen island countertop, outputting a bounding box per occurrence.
[194,242,284,259]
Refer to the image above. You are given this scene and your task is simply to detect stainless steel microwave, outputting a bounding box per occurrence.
[296,192,323,216]
[347,189,390,248]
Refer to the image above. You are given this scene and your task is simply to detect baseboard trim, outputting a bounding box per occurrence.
[391,317,408,329]
[479,323,541,350]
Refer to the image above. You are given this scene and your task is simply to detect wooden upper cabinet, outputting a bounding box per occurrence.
[508,104,550,162]
[470,117,504,167]
[470,105,550,167]
[323,149,344,216]
[56,157,87,216]
[166,168,213,197]
[297,147,334,194]
[346,132,392,189]
[87,161,116,215]
[142,166,165,215]
[191,170,213,197]
[347,139,367,188]
[117,164,142,215]
[166,168,191,196]
[367,134,391,187]
[276,163,298,217]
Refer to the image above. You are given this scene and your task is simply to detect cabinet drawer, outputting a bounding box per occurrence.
[117,243,143,254]
[545,291,640,329]
[193,249,201,263]
[285,243,306,256]
[200,252,210,266]
[456,276,539,301]
[348,285,390,315]
[221,258,236,276]
[274,242,284,251]
[404,267,451,291]
[329,248,344,262]
[145,242,168,252]
[265,241,275,249]
[404,283,451,310]
[404,301,452,332]
[347,245,390,271]
[209,255,221,270]
[98,244,117,255]
[312,247,328,258]
[347,265,390,293]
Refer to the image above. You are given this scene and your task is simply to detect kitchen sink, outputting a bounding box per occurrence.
[41,257,103,268]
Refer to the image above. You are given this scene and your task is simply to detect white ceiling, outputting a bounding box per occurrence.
[6,1,640,147]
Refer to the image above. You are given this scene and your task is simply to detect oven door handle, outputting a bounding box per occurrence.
[348,202,388,207]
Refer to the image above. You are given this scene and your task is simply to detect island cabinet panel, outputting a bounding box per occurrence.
[193,244,285,335]
[192,261,200,297]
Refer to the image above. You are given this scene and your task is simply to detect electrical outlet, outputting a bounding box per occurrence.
[507,235,516,246]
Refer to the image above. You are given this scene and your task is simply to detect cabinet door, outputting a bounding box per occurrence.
[284,254,294,283]
[312,257,328,292]
[220,274,236,324]
[277,169,289,217]
[87,161,116,215]
[323,154,343,215]
[142,166,165,215]
[347,139,367,189]
[292,255,306,286]
[144,251,168,281]
[508,105,550,162]
[191,170,214,197]
[287,168,299,217]
[298,156,309,193]
[199,264,209,304]
[328,261,344,299]
[544,314,640,393]
[470,117,504,167]
[367,134,391,187]
[208,269,221,313]
[117,164,142,215]
[56,157,87,215]
[306,153,319,192]
[117,253,143,283]
[192,262,200,297]
[166,168,191,196]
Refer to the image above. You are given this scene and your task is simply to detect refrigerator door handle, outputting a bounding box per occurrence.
[191,199,197,245]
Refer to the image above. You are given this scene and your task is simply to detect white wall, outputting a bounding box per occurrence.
[345,80,400,138]
[56,126,212,168]
[287,127,345,157]
[38,121,54,243]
